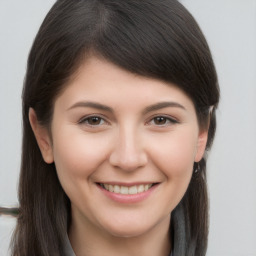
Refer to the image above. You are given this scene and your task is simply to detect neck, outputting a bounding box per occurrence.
[69,213,171,256]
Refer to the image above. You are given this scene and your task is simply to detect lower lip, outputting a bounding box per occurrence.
[97,184,159,204]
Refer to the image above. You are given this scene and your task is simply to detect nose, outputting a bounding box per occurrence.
[109,126,148,171]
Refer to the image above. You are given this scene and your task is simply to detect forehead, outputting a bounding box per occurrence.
[54,56,196,113]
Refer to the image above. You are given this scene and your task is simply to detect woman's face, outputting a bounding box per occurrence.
[33,56,208,238]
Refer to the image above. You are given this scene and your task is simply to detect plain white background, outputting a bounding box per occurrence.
[0,0,255,255]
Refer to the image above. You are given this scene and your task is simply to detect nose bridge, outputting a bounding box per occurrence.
[109,122,147,171]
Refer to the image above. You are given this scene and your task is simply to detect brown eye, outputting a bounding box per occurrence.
[87,117,102,125]
[80,116,105,126]
[153,117,168,125]
[149,116,178,126]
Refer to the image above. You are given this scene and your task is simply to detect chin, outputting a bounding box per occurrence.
[107,226,149,238]
[100,218,157,239]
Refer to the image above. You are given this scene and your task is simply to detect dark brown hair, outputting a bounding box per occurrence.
[11,0,219,255]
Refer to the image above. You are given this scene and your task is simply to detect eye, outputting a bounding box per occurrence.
[148,116,178,126]
[79,116,106,126]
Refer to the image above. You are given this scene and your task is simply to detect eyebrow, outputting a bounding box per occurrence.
[67,101,114,112]
[142,101,186,114]
[67,101,186,113]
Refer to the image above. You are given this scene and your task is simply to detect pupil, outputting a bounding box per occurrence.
[89,117,100,125]
[155,117,166,125]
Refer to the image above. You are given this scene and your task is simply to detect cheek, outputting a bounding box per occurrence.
[146,130,197,210]
[52,128,111,182]
[147,129,197,178]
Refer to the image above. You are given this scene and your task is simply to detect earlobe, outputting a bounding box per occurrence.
[29,108,54,164]
[194,129,208,162]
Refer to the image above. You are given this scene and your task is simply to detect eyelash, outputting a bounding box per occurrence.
[78,115,108,127]
[147,115,179,127]
[78,115,178,127]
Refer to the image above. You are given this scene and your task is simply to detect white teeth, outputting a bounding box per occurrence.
[109,184,114,192]
[128,186,137,194]
[120,186,129,194]
[137,185,144,193]
[114,185,120,193]
[101,183,154,194]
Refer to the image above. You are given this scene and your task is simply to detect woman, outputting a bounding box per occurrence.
[11,0,219,255]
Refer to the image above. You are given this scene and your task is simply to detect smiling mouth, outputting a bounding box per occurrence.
[98,183,157,195]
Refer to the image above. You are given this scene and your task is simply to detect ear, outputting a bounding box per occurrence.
[194,129,208,162]
[29,108,54,164]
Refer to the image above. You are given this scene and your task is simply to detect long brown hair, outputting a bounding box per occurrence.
[11,0,219,255]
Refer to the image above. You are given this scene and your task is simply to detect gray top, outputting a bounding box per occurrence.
[62,234,76,256]
[62,234,172,256]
